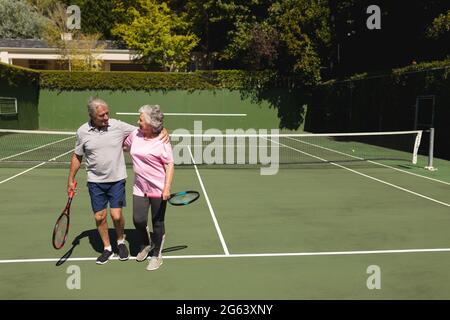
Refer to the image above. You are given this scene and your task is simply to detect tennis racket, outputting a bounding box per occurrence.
[52,181,77,250]
[168,191,200,206]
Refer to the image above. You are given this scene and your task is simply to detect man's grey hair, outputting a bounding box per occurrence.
[87,97,108,118]
[139,105,164,134]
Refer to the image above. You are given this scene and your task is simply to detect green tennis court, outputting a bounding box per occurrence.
[1,130,450,299]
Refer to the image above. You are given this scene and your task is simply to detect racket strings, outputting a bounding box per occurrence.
[169,192,199,205]
[53,215,69,247]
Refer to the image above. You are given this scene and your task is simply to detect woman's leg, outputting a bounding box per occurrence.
[133,195,151,248]
[149,197,167,257]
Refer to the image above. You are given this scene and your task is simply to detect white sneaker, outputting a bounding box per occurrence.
[136,245,152,262]
[146,256,163,271]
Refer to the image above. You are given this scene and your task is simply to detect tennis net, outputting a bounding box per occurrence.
[0,129,424,170]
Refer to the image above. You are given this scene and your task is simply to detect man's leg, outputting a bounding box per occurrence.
[111,208,129,260]
[95,209,114,264]
[108,179,129,261]
[94,209,110,248]
[88,181,114,265]
[110,208,125,241]
[95,209,113,264]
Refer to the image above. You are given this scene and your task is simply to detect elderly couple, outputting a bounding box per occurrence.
[67,97,174,271]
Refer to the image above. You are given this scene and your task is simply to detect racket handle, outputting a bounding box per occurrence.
[69,180,77,198]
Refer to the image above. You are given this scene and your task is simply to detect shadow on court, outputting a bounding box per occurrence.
[56,229,188,266]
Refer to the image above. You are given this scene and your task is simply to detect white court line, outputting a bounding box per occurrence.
[2,248,450,264]
[116,112,247,117]
[187,146,230,255]
[0,129,76,135]
[0,161,48,185]
[270,139,450,208]
[287,136,450,186]
[0,136,75,161]
[0,149,74,185]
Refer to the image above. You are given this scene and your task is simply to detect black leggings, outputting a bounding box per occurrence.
[133,195,167,257]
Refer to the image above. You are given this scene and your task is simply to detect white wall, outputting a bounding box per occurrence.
[0,51,9,64]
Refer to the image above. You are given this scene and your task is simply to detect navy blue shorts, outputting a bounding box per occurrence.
[87,179,126,213]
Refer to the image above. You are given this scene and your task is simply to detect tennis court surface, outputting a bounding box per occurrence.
[1,129,450,299]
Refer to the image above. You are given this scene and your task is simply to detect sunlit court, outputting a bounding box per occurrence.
[1,128,450,299]
[1,0,450,303]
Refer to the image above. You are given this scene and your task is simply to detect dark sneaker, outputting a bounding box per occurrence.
[118,243,130,261]
[96,249,114,265]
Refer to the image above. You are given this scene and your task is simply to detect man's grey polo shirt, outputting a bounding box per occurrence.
[75,119,136,183]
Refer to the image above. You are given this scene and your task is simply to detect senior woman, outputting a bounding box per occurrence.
[123,105,174,271]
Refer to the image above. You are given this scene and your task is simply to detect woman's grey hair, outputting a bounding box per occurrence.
[139,105,164,134]
[87,97,108,118]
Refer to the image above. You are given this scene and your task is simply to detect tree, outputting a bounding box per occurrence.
[217,1,277,69]
[426,10,450,39]
[166,0,265,66]
[0,0,47,39]
[215,0,331,80]
[42,1,77,70]
[327,0,450,76]
[69,33,107,71]
[270,0,331,82]
[59,0,121,39]
[168,0,331,79]
[42,2,106,71]
[26,0,60,15]
[112,0,199,71]
[222,21,280,70]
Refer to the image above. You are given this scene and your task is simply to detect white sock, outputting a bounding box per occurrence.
[117,238,125,245]
[104,245,112,252]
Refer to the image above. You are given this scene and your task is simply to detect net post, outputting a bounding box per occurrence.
[425,128,437,171]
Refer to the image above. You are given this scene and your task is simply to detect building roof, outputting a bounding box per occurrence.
[0,39,127,50]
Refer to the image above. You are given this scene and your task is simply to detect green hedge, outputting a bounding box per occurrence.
[321,59,450,85]
[0,62,39,87]
[0,63,288,91]
[39,70,281,91]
